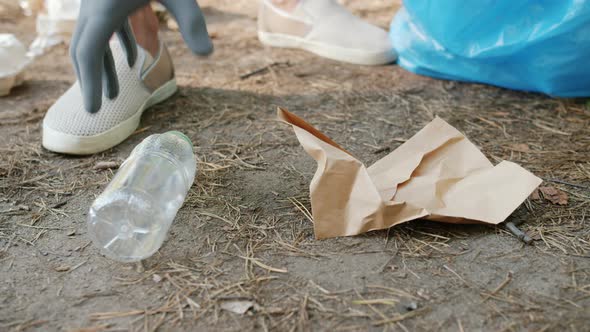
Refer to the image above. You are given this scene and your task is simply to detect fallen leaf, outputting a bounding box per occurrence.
[508,143,531,153]
[539,186,568,205]
[529,189,541,200]
[220,300,255,315]
[529,231,542,241]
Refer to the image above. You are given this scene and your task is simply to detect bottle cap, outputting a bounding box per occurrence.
[167,131,193,147]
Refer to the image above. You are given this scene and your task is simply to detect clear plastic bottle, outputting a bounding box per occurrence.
[88,131,196,262]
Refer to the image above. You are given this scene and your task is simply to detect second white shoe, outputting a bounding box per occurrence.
[258,0,396,65]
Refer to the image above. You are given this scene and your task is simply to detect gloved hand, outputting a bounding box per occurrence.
[71,0,213,113]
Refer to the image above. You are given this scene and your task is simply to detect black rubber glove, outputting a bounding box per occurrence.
[71,0,213,113]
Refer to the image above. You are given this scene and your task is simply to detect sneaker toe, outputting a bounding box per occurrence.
[308,11,396,64]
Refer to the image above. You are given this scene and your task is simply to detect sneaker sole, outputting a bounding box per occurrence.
[258,31,397,66]
[42,79,178,155]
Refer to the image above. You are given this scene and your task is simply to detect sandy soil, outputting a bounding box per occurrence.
[1,1,589,331]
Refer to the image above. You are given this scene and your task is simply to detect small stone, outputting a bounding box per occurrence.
[93,161,120,170]
[404,302,418,311]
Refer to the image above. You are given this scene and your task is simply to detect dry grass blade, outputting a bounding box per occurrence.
[482,271,513,301]
[372,308,430,326]
[352,298,398,305]
[238,256,288,273]
[197,211,235,226]
[89,310,145,321]
[532,120,571,136]
[288,197,313,223]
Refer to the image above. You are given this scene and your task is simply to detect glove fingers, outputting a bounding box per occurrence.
[102,44,119,100]
[160,0,213,55]
[75,23,112,113]
[70,20,84,89]
[116,20,138,68]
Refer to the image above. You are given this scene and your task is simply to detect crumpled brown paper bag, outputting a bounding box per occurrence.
[278,108,542,239]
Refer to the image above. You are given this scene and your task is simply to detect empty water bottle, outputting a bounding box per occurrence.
[88,131,196,262]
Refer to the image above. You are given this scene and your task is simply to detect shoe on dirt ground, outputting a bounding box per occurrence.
[258,0,396,66]
[42,39,176,155]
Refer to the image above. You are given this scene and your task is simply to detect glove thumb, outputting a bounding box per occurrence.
[161,0,213,55]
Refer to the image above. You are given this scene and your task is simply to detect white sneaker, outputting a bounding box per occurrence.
[42,39,177,155]
[258,0,396,65]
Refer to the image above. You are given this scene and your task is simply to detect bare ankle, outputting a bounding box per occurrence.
[270,0,300,12]
[129,5,160,58]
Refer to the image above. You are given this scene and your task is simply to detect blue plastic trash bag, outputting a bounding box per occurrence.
[390,1,590,97]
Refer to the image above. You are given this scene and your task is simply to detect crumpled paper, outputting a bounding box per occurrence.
[278,108,542,239]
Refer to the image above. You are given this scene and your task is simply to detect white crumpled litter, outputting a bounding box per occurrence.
[28,0,79,57]
[0,34,31,96]
[219,300,256,315]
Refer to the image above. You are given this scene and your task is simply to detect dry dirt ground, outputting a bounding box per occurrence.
[1,1,590,331]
